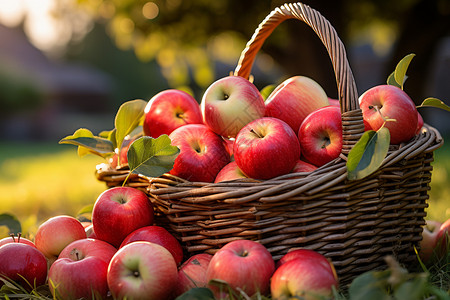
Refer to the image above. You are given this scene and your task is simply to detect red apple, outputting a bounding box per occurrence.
[169,124,230,182]
[359,85,418,144]
[206,239,275,297]
[107,241,178,300]
[0,234,36,248]
[416,111,424,134]
[143,89,203,138]
[419,220,442,262]
[234,117,301,180]
[275,249,338,284]
[328,98,340,107]
[436,218,450,258]
[291,160,318,173]
[222,137,235,156]
[298,105,342,167]
[48,238,117,300]
[214,161,248,183]
[0,243,47,291]
[175,253,213,297]
[120,225,184,266]
[85,224,98,239]
[92,186,154,248]
[271,255,339,300]
[201,75,266,138]
[35,215,86,259]
[265,76,329,134]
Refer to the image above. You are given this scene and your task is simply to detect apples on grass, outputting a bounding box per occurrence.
[107,241,178,300]
[206,239,275,298]
[48,238,117,300]
[359,85,418,144]
[169,124,230,182]
[234,117,301,180]
[201,75,265,138]
[92,186,154,248]
[35,215,86,260]
[419,220,442,262]
[265,76,329,134]
[271,254,339,300]
[0,243,47,291]
[120,225,184,266]
[175,253,213,297]
[143,89,203,138]
[298,105,342,167]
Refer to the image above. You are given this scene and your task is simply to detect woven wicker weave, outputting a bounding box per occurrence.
[96,2,444,284]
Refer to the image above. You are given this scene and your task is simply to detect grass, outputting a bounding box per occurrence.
[0,137,449,238]
[0,141,106,238]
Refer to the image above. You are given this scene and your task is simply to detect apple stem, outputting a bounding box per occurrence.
[17,233,21,243]
[321,137,331,149]
[250,128,263,139]
[373,105,397,126]
[9,233,15,242]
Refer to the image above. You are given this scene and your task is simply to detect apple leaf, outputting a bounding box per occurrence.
[114,99,147,157]
[348,270,391,300]
[127,135,180,178]
[347,127,390,180]
[175,287,215,300]
[387,53,415,90]
[387,72,401,89]
[260,84,276,101]
[59,128,115,158]
[417,97,450,112]
[0,213,22,235]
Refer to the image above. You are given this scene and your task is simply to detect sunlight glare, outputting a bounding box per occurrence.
[0,0,25,27]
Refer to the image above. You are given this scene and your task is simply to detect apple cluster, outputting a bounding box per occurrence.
[133,74,425,183]
[0,186,342,299]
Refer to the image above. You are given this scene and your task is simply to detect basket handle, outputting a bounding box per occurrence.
[233,2,364,153]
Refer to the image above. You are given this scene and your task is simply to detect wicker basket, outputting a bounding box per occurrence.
[96,2,444,284]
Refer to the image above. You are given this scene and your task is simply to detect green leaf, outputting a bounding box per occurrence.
[347,127,390,180]
[418,97,450,112]
[387,53,415,90]
[114,99,147,156]
[77,204,94,218]
[260,84,276,101]
[387,71,401,89]
[348,270,391,300]
[59,128,115,158]
[393,274,429,300]
[175,287,215,300]
[127,135,180,178]
[0,213,21,235]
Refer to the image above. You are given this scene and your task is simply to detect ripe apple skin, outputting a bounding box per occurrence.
[206,239,275,297]
[328,98,340,107]
[291,160,318,173]
[175,253,213,297]
[169,124,230,182]
[265,76,329,134]
[298,105,342,167]
[120,225,184,266]
[92,186,154,248]
[416,111,424,134]
[143,89,203,138]
[214,161,248,183]
[48,238,117,300]
[0,234,36,248]
[271,255,339,300]
[435,218,450,258]
[419,220,442,262]
[35,215,86,259]
[0,243,47,291]
[201,76,266,138]
[107,241,178,300]
[359,85,418,144]
[234,117,301,180]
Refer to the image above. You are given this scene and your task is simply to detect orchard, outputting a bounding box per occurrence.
[1,2,450,300]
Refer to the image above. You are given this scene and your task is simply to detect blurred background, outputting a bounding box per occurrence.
[0,0,449,237]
